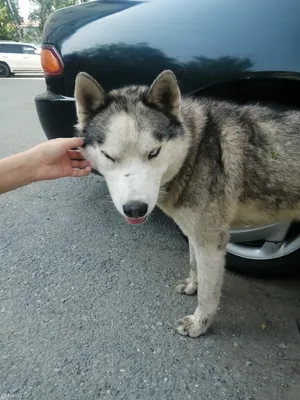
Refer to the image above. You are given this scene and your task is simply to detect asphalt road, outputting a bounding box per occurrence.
[0,78,300,400]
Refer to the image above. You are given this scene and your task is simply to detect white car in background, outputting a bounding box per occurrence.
[0,41,42,77]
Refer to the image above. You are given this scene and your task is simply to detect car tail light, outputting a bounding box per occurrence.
[41,46,64,76]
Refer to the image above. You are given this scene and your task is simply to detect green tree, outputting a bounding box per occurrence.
[0,0,22,40]
[29,0,86,36]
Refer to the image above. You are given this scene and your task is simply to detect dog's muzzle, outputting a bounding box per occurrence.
[123,201,148,225]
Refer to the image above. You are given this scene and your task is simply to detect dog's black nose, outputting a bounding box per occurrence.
[123,201,148,218]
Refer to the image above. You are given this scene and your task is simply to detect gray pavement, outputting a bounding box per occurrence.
[0,78,300,400]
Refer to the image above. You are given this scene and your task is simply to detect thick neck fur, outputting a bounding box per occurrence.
[161,94,300,227]
[159,97,209,207]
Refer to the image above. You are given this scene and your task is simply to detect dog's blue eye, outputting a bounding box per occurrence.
[101,151,115,162]
[148,147,161,160]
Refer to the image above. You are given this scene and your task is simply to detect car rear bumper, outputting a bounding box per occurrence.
[35,91,77,140]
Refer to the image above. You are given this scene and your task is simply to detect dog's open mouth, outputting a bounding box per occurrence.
[125,217,147,225]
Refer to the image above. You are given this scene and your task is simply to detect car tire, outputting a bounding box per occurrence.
[177,227,299,279]
[0,62,10,77]
[226,250,300,279]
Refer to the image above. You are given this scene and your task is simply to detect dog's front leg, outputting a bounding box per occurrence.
[174,232,227,337]
[175,241,198,295]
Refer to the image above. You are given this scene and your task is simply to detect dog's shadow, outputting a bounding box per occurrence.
[213,269,300,340]
[80,176,300,342]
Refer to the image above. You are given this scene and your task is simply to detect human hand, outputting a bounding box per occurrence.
[28,137,92,182]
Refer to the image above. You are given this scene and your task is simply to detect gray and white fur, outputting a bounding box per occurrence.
[74,70,300,337]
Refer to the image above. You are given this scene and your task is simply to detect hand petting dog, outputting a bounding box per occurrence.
[0,137,91,194]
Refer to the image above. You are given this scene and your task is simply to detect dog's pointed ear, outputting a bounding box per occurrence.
[75,72,106,127]
[146,70,181,117]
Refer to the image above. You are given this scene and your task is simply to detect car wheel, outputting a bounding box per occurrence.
[0,63,10,77]
[225,248,300,279]
[226,223,300,279]
[178,222,300,279]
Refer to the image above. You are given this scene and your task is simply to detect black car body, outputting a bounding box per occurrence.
[35,0,300,140]
[35,0,300,278]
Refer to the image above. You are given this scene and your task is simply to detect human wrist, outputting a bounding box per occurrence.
[23,147,41,183]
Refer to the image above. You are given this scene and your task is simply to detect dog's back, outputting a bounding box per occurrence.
[179,98,300,226]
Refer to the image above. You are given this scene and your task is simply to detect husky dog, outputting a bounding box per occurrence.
[74,70,300,337]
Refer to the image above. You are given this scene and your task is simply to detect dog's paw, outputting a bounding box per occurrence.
[175,278,197,295]
[174,315,210,337]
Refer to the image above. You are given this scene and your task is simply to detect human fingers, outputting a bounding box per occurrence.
[68,149,87,160]
[71,166,92,177]
[71,159,91,169]
[53,137,85,151]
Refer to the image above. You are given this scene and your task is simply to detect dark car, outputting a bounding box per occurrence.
[35,0,300,279]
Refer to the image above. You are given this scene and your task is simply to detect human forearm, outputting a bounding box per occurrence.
[0,138,91,194]
[0,150,35,194]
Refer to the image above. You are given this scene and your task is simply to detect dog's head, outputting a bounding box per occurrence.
[74,70,187,224]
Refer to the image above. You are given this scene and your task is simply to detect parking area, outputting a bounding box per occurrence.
[0,78,300,400]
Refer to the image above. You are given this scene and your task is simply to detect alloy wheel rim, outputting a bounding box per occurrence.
[227,221,300,260]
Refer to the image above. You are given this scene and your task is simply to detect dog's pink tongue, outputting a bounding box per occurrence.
[126,217,146,225]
